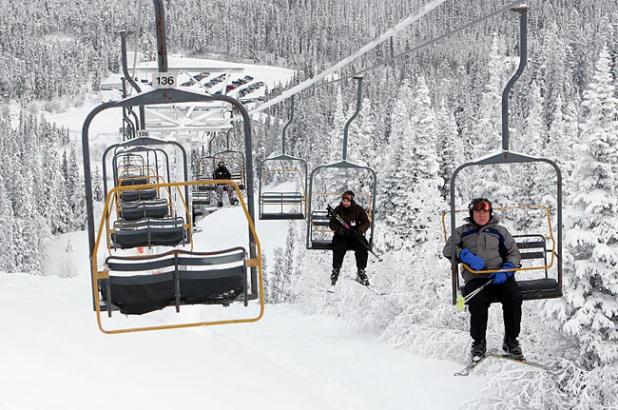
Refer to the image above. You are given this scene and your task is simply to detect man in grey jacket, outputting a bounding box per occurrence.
[443,198,523,359]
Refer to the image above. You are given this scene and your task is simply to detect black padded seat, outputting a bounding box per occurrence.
[106,272,175,315]
[230,173,245,190]
[460,235,561,302]
[517,278,561,300]
[460,278,561,302]
[121,189,157,202]
[120,199,169,221]
[195,176,216,191]
[119,177,149,186]
[261,192,304,203]
[311,210,330,226]
[192,190,212,206]
[100,248,248,315]
[260,192,305,220]
[111,217,187,249]
[179,268,245,305]
[261,213,305,220]
[311,239,333,250]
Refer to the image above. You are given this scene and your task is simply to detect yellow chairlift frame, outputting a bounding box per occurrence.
[92,179,265,334]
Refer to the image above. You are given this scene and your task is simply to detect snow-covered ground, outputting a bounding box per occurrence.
[0,203,484,410]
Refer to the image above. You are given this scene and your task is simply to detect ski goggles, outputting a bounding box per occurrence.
[469,200,492,212]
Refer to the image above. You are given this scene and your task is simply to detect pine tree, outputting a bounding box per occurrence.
[93,165,104,202]
[66,145,86,230]
[328,87,346,163]
[380,79,413,234]
[0,174,16,272]
[13,163,42,274]
[464,37,512,206]
[42,144,71,233]
[395,77,443,245]
[548,45,618,368]
[437,99,463,199]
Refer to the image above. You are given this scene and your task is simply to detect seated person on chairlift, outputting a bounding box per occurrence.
[443,198,523,360]
[329,191,370,287]
[213,160,238,207]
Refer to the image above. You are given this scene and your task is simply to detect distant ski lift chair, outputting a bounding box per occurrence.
[306,77,377,250]
[82,1,263,333]
[109,146,173,222]
[258,97,308,220]
[214,149,246,190]
[115,153,145,178]
[192,155,217,213]
[445,5,562,305]
[104,139,190,250]
[194,155,217,190]
[111,146,166,188]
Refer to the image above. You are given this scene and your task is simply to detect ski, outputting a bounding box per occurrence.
[454,352,491,376]
[456,349,555,376]
[344,277,387,296]
[487,352,554,372]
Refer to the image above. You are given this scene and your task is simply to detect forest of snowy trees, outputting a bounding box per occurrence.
[0,111,86,274]
[0,0,617,407]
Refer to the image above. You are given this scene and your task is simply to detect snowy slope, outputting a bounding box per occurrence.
[0,204,484,410]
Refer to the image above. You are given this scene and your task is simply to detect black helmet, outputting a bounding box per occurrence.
[468,198,492,218]
[342,190,355,202]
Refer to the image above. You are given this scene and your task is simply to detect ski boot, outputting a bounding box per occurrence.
[470,339,487,360]
[330,268,340,286]
[217,201,223,207]
[356,269,370,286]
[502,337,524,359]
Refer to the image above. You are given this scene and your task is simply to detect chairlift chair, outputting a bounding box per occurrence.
[445,5,562,305]
[82,1,263,333]
[305,77,378,250]
[258,97,308,220]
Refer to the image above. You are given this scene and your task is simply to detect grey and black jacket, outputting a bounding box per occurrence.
[443,216,521,283]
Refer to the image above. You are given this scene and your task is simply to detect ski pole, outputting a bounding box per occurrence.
[456,279,492,311]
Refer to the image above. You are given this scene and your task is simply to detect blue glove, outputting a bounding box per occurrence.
[459,248,485,271]
[490,262,516,285]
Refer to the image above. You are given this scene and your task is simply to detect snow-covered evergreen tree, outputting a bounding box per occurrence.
[267,223,299,303]
[548,44,618,368]
[380,79,413,238]
[328,88,346,163]
[437,99,463,199]
[66,146,86,230]
[93,166,104,202]
[0,174,16,272]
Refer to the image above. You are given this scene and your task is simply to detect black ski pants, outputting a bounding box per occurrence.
[463,276,522,343]
[332,233,368,270]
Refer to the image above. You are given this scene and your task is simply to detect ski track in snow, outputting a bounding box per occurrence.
[0,273,481,410]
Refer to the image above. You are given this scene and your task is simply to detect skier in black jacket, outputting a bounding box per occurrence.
[213,160,238,207]
[329,191,371,286]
